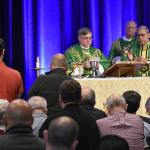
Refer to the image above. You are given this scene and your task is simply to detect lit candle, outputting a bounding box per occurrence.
[36,56,40,68]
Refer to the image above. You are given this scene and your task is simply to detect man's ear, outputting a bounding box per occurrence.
[29,116,34,126]
[125,104,128,111]
[1,49,5,58]
[3,114,8,129]
[43,129,48,142]
[59,95,65,109]
[59,95,61,103]
[78,36,81,42]
[2,49,5,54]
[50,64,53,70]
[72,139,78,150]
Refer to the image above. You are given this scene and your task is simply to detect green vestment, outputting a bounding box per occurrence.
[135,43,150,76]
[65,44,110,75]
[108,37,139,62]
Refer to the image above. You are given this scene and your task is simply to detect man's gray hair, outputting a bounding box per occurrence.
[0,99,9,121]
[28,96,47,111]
[78,27,91,36]
[138,25,149,33]
[0,99,9,113]
[105,94,126,110]
[81,87,96,106]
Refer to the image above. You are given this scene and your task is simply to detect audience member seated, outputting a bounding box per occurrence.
[145,97,150,117]
[108,21,138,64]
[96,94,144,150]
[145,97,150,147]
[98,135,129,150]
[28,53,71,116]
[0,38,23,101]
[28,96,47,136]
[123,90,150,148]
[0,99,9,134]
[0,99,45,150]
[65,27,110,76]
[43,116,79,150]
[80,87,106,120]
[39,79,100,150]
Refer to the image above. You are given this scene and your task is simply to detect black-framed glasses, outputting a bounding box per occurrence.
[80,36,93,40]
[127,26,137,29]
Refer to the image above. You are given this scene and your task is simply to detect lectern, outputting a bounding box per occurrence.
[103,61,150,77]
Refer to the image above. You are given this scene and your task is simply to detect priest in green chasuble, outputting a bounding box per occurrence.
[108,21,139,64]
[65,27,110,76]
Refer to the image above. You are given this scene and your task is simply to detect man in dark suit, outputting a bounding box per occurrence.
[80,87,107,120]
[28,53,71,115]
[39,79,100,150]
[0,99,45,150]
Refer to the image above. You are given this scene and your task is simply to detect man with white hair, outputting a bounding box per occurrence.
[0,99,9,134]
[96,94,144,150]
[28,96,47,136]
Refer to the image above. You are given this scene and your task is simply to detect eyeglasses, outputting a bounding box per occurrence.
[137,33,148,37]
[80,36,93,40]
[127,26,136,29]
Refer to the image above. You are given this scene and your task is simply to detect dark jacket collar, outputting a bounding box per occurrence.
[6,123,32,134]
[45,68,67,75]
[64,103,80,110]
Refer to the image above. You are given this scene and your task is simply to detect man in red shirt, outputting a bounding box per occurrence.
[0,38,23,101]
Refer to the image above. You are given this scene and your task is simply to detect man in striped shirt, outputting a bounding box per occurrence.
[96,94,144,150]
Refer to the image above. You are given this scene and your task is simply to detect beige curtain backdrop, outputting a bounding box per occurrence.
[76,77,150,116]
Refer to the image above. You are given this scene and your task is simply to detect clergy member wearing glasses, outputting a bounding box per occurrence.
[65,27,110,76]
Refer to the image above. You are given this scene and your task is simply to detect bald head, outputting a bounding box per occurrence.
[126,21,137,27]
[125,21,137,38]
[5,99,33,128]
[81,87,95,106]
[51,53,67,70]
[105,94,127,114]
[47,116,79,149]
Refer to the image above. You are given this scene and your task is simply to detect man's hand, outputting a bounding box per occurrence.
[123,49,134,61]
[83,60,91,69]
[134,56,148,63]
